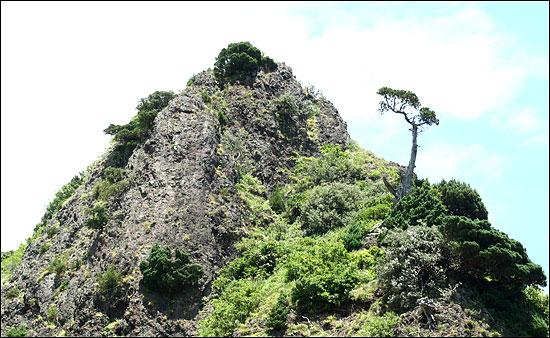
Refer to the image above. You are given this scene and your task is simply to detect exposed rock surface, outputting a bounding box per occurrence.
[1,63,354,337]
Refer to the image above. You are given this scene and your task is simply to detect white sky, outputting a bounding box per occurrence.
[1,1,549,289]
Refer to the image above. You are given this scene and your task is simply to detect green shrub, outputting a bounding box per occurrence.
[355,311,401,337]
[85,203,109,229]
[46,225,59,237]
[92,167,130,201]
[48,255,68,277]
[217,110,227,129]
[104,91,174,167]
[197,278,260,337]
[266,294,290,332]
[97,265,123,293]
[384,179,446,230]
[5,324,27,337]
[140,243,203,293]
[213,41,277,85]
[39,241,51,255]
[285,238,358,312]
[440,215,546,289]
[225,240,283,279]
[272,92,298,117]
[301,182,364,235]
[376,225,450,311]
[47,303,57,323]
[341,222,364,251]
[6,287,20,298]
[293,144,365,191]
[268,184,285,214]
[435,179,488,220]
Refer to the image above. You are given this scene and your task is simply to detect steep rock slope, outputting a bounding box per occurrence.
[1,63,360,337]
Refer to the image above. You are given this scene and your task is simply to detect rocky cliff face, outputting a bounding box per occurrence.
[1,63,354,337]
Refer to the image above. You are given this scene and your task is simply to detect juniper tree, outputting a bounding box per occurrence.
[377,87,439,203]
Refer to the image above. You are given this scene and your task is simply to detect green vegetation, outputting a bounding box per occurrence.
[266,294,290,332]
[376,225,451,311]
[434,179,488,220]
[300,182,364,235]
[214,41,277,85]
[139,243,203,293]
[92,167,130,201]
[4,324,27,337]
[441,215,546,289]
[285,238,358,312]
[84,203,109,229]
[104,90,175,167]
[97,265,123,293]
[47,303,57,323]
[43,254,68,277]
[384,179,446,230]
[272,92,299,117]
[354,311,401,337]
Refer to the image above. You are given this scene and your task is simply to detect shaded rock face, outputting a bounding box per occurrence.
[1,63,349,336]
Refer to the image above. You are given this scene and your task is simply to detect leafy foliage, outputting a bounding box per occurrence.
[225,240,283,279]
[214,41,277,85]
[197,278,260,337]
[84,203,109,229]
[355,311,401,337]
[4,324,27,337]
[92,167,130,201]
[97,265,123,293]
[376,225,451,311]
[139,243,203,293]
[384,179,446,230]
[266,294,290,332]
[434,179,488,220]
[440,215,546,289]
[104,91,174,167]
[285,238,358,312]
[272,92,299,117]
[300,182,364,235]
[377,87,439,128]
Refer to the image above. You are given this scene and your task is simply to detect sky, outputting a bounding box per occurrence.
[1,1,548,290]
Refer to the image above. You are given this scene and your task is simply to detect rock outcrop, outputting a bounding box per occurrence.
[1,63,352,337]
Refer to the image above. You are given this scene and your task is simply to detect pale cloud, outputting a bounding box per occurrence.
[488,106,549,147]
[415,143,505,185]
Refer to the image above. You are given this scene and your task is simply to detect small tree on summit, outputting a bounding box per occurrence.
[214,41,277,85]
[377,87,439,203]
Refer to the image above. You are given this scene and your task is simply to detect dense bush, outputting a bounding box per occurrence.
[97,265,123,293]
[341,221,365,251]
[140,243,203,293]
[214,41,277,85]
[92,167,130,201]
[285,238,358,312]
[376,225,451,311]
[104,91,174,167]
[293,144,365,191]
[440,215,546,289]
[4,324,27,337]
[197,278,260,337]
[384,179,446,230]
[266,293,290,332]
[84,203,109,229]
[300,182,364,235]
[225,240,283,279]
[434,179,488,220]
[355,311,401,337]
[272,92,298,117]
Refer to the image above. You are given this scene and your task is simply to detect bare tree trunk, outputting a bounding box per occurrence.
[397,124,418,201]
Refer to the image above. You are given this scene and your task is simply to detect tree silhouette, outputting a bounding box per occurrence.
[377,87,438,203]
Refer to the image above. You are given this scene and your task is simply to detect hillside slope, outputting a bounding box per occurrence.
[2,43,547,337]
